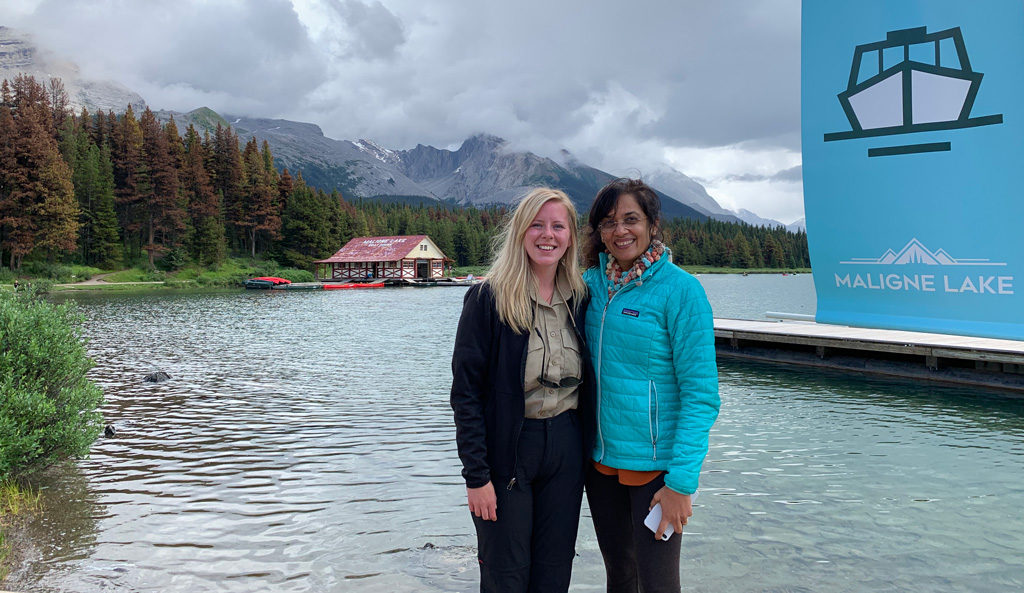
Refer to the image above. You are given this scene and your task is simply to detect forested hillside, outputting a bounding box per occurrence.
[0,75,809,275]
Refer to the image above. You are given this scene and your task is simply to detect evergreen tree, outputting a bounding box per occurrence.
[732,231,755,268]
[139,107,184,267]
[34,149,79,259]
[208,124,245,251]
[0,99,20,268]
[181,125,223,265]
[1,77,78,267]
[111,105,149,262]
[90,143,122,267]
[239,137,280,257]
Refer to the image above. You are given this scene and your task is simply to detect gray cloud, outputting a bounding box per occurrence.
[12,0,328,115]
[3,0,805,218]
[325,0,406,60]
[723,165,803,183]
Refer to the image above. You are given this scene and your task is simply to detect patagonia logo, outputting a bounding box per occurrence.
[621,308,640,318]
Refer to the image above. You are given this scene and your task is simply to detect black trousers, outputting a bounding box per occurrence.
[472,410,585,593]
[585,465,682,593]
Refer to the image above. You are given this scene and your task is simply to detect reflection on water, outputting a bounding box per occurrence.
[696,272,815,319]
[12,277,1023,592]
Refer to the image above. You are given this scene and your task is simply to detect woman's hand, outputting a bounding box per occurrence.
[467,482,498,521]
[649,486,692,539]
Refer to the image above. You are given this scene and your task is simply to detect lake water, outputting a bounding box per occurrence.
[10,274,1024,592]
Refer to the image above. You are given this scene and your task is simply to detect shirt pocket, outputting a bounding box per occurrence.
[560,328,583,382]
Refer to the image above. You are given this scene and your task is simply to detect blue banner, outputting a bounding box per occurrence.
[802,0,1024,340]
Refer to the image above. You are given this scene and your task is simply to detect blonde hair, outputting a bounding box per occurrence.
[486,188,587,333]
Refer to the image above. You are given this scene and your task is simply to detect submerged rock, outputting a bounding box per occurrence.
[104,424,116,437]
[144,371,171,383]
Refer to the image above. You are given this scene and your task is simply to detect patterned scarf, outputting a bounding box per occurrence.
[605,240,665,299]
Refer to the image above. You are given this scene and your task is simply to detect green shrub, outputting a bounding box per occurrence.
[156,248,189,272]
[68,265,105,281]
[24,279,53,295]
[274,268,314,283]
[21,262,73,282]
[0,291,104,478]
[0,269,14,284]
[104,268,165,283]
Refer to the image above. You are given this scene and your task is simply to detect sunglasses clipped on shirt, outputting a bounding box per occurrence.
[534,327,582,389]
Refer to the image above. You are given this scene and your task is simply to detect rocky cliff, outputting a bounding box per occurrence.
[0,26,145,113]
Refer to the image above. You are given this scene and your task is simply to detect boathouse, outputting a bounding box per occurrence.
[314,235,451,281]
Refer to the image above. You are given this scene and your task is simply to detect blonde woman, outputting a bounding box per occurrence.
[451,188,595,593]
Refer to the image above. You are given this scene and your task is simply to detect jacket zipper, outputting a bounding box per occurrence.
[508,331,530,490]
[596,278,642,462]
[649,379,660,460]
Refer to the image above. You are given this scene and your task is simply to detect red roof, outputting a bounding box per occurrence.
[314,235,436,263]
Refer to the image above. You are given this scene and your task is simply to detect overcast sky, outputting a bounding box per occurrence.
[3,0,804,222]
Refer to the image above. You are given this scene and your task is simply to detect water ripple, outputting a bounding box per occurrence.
[11,283,1024,593]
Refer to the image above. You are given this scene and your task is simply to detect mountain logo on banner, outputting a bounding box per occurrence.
[823,26,1003,157]
[840,238,1006,266]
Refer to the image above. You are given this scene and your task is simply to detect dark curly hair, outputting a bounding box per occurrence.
[583,178,662,268]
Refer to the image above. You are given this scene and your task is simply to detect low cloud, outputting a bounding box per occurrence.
[3,0,805,218]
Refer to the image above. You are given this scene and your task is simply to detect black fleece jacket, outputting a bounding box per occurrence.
[451,282,596,489]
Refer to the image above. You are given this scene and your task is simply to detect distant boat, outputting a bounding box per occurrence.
[824,26,1002,143]
[244,276,292,289]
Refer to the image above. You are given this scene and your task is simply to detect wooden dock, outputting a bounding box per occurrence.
[714,318,1024,393]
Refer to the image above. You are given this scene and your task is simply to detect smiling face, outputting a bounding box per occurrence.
[600,193,654,270]
[524,199,572,276]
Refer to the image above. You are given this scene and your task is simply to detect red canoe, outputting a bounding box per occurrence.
[323,282,385,290]
[252,276,292,285]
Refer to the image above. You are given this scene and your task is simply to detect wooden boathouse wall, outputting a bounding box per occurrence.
[314,235,450,281]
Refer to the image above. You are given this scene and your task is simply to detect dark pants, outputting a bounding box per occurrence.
[472,410,585,593]
[585,466,682,593]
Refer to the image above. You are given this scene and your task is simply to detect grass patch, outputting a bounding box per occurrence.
[452,265,489,277]
[0,481,41,517]
[103,268,167,283]
[0,480,42,582]
[0,264,106,284]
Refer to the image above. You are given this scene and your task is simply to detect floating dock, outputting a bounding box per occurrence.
[259,278,480,291]
[714,317,1024,394]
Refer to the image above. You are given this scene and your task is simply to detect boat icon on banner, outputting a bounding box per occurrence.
[823,27,1003,156]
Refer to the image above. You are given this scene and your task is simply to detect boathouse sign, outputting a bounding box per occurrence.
[802,0,1024,340]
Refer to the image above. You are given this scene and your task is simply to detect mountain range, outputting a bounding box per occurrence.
[0,26,802,229]
[0,26,145,114]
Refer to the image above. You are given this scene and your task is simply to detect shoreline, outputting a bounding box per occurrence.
[0,266,813,294]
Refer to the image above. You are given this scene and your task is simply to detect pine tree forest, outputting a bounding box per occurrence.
[0,75,810,276]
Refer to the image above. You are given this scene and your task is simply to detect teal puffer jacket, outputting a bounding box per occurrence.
[584,249,719,495]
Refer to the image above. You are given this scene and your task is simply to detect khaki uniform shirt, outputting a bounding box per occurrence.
[524,270,582,419]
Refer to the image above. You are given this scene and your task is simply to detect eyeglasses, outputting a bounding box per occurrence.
[534,328,582,389]
[597,216,646,234]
